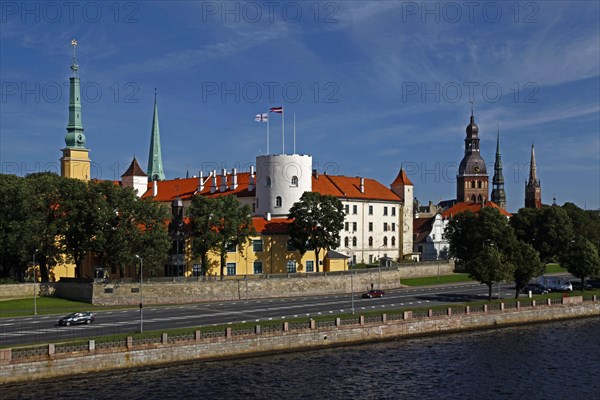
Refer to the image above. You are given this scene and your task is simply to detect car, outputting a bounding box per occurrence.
[58,312,95,326]
[538,277,572,292]
[586,278,600,288]
[570,280,592,290]
[362,289,385,298]
[521,283,550,294]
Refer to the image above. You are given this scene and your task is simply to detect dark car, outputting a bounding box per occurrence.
[586,278,600,288]
[521,283,550,294]
[571,280,592,290]
[362,289,385,298]
[58,312,95,326]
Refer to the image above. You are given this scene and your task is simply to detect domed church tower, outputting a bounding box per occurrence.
[457,110,489,203]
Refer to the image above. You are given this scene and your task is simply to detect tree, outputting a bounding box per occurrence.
[188,195,220,276]
[560,237,600,290]
[288,192,344,273]
[444,207,517,300]
[562,202,600,254]
[511,241,544,298]
[0,174,30,280]
[132,198,171,277]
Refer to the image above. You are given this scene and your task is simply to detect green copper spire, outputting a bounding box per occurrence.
[491,124,506,209]
[147,89,165,181]
[64,39,86,148]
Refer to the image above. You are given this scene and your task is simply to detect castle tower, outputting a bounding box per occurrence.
[121,157,148,197]
[60,39,91,180]
[491,126,506,209]
[391,166,414,260]
[525,144,542,208]
[147,90,165,181]
[457,110,488,203]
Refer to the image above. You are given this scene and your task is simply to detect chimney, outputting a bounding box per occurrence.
[210,170,217,193]
[312,169,318,179]
[220,169,227,192]
[360,177,365,193]
[198,171,204,192]
[266,212,271,221]
[231,168,238,190]
[248,166,255,191]
[152,180,158,197]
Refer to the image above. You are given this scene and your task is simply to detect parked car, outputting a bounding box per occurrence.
[570,280,592,290]
[521,283,550,294]
[586,278,600,288]
[538,277,572,292]
[362,289,385,298]
[58,312,95,326]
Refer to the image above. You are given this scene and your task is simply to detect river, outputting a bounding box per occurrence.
[2,317,599,400]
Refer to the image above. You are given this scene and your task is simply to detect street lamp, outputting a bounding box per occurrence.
[135,255,143,333]
[33,249,38,315]
[345,246,355,315]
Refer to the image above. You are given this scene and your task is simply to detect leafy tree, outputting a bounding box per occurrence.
[562,202,600,253]
[132,198,171,277]
[0,174,30,280]
[288,192,344,273]
[511,241,544,298]
[560,237,600,290]
[444,207,517,300]
[188,195,220,276]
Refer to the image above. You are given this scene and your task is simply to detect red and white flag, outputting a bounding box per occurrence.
[269,106,283,114]
[255,113,268,122]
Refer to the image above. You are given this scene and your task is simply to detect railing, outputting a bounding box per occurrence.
[5,295,597,362]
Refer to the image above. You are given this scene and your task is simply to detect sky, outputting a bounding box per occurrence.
[1,1,599,213]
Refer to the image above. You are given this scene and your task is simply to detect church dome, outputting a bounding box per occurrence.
[466,115,479,137]
[458,153,487,175]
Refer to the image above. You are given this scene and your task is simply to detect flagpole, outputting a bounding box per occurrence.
[282,107,285,154]
[293,113,296,154]
[267,113,270,155]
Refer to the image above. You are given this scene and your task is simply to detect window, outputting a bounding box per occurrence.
[286,260,297,273]
[252,239,263,252]
[368,205,373,215]
[391,207,396,216]
[391,236,396,246]
[368,236,373,247]
[383,206,388,216]
[306,260,314,272]
[368,222,373,232]
[266,177,271,187]
[383,236,388,246]
[275,196,282,207]
[253,261,263,274]
[384,222,388,231]
[287,239,296,251]
[391,223,395,232]
[226,262,236,275]
[252,203,256,213]
[345,222,349,231]
[291,176,298,186]
[344,237,349,247]
[352,237,357,246]
[352,222,357,231]
[227,243,236,252]
[353,205,358,214]
[345,204,349,214]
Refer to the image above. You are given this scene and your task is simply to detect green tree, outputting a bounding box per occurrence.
[560,237,600,290]
[132,198,171,276]
[188,195,220,276]
[562,202,600,253]
[287,192,344,273]
[511,241,544,298]
[0,174,30,280]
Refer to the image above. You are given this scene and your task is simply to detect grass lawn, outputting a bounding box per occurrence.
[545,263,567,274]
[0,297,126,318]
[401,273,473,286]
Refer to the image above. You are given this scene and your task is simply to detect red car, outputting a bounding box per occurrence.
[362,289,385,298]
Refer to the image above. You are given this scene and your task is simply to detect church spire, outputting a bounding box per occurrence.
[525,143,542,208]
[64,39,85,149]
[147,89,165,181]
[491,125,506,209]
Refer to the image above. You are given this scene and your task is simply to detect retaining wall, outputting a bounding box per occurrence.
[1,296,597,384]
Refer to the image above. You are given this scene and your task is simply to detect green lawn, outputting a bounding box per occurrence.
[401,273,473,286]
[545,263,567,274]
[0,297,125,318]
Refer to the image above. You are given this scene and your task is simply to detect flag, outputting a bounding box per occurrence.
[255,113,268,122]
[269,107,283,114]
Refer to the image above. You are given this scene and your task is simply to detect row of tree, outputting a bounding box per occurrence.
[445,204,600,299]
[0,173,171,281]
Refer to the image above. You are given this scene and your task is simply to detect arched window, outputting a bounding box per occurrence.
[391,236,396,246]
[275,196,282,207]
[471,195,476,202]
[478,180,482,188]
[266,177,271,187]
[368,237,373,247]
[383,236,388,246]
[291,176,298,187]
[477,195,483,203]
[352,237,357,247]
[471,181,475,188]
[344,237,349,247]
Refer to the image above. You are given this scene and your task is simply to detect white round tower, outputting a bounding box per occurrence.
[255,154,312,217]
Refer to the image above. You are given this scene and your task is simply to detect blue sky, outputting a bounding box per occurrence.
[1,1,598,212]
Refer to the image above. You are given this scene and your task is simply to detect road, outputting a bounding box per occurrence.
[0,282,521,347]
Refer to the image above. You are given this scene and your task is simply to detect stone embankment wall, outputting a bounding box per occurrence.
[1,297,597,384]
[0,283,56,300]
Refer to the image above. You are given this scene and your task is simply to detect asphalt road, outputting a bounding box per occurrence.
[0,282,524,347]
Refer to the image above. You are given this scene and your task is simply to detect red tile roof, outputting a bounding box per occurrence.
[413,216,434,243]
[391,167,413,186]
[121,158,147,177]
[441,201,512,219]
[252,217,291,234]
[312,174,403,202]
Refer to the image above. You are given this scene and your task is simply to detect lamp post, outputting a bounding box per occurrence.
[345,246,355,315]
[33,249,38,315]
[135,255,143,333]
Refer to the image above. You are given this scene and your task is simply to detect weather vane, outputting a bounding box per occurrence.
[70,39,79,76]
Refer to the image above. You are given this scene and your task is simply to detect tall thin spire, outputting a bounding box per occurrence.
[147,89,165,181]
[528,143,538,185]
[64,39,85,149]
[491,124,506,209]
[525,143,542,208]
